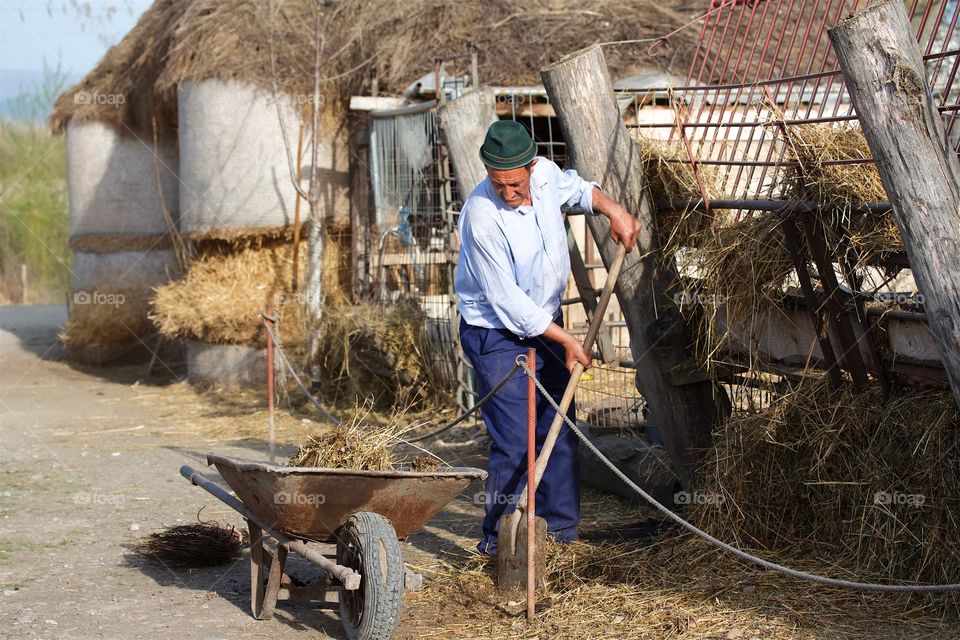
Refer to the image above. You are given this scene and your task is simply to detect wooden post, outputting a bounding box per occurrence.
[438,88,498,198]
[542,46,725,486]
[829,0,960,408]
[349,114,373,297]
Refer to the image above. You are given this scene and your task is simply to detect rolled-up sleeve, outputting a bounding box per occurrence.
[461,224,554,338]
[553,163,601,214]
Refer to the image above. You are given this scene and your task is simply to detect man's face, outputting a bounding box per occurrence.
[486,160,536,208]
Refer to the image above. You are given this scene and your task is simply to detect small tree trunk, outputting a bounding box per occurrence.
[305,7,325,377]
[438,88,498,198]
[542,46,725,487]
[830,0,960,408]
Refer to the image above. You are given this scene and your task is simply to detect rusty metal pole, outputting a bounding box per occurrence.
[266,308,276,463]
[526,347,536,621]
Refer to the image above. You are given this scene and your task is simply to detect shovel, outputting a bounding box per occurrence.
[496,243,627,589]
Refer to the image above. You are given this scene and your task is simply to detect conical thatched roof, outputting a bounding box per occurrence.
[50,0,187,137]
[51,0,699,136]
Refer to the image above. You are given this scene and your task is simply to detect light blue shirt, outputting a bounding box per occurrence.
[455,157,600,338]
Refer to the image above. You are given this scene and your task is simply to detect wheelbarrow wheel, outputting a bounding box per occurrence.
[336,512,404,640]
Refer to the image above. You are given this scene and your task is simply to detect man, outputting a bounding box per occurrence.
[456,120,640,555]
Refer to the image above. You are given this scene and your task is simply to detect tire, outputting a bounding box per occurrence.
[337,512,404,640]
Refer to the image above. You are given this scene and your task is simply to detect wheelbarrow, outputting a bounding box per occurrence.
[180,454,486,640]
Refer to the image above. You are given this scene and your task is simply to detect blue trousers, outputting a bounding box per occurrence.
[459,317,580,555]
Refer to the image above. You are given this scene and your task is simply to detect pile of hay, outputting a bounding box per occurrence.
[634,137,726,257]
[424,532,959,638]
[133,520,245,568]
[60,290,156,364]
[690,376,960,586]
[672,213,798,366]
[316,299,447,409]
[290,429,394,471]
[785,123,902,264]
[288,404,433,470]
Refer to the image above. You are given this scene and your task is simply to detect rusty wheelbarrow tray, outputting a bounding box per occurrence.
[180,454,486,640]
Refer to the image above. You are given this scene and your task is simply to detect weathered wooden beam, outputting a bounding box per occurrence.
[829,0,960,408]
[438,88,498,199]
[541,46,726,486]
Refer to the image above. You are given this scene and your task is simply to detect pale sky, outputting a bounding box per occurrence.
[0,0,151,90]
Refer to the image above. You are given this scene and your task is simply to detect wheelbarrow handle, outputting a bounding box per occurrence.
[178,465,361,590]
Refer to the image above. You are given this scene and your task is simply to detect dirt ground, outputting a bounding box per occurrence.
[2,305,960,640]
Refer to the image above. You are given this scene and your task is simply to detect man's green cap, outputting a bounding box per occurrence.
[479,120,537,170]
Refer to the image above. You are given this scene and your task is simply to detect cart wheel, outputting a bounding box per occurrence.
[336,512,404,640]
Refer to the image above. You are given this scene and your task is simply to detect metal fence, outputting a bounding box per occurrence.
[365,102,461,396]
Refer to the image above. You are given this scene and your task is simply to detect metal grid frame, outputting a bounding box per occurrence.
[363,103,460,395]
[620,0,960,208]
[614,0,957,390]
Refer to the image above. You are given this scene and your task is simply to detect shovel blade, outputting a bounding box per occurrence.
[495,514,547,592]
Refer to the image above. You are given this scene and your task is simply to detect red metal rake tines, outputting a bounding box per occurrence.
[626,0,960,204]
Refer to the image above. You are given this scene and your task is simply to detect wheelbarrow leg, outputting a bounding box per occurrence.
[249,519,290,621]
[260,544,288,620]
[248,520,267,619]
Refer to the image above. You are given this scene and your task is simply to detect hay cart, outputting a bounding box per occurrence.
[180,454,486,640]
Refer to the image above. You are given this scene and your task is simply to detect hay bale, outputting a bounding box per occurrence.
[65,249,180,365]
[177,79,350,239]
[690,377,960,585]
[316,299,449,409]
[152,239,297,346]
[66,121,179,240]
[72,249,180,291]
[60,289,156,365]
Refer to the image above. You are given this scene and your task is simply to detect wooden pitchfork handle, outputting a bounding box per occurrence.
[504,243,627,548]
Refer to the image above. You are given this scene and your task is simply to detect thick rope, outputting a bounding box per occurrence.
[515,354,960,593]
[405,364,520,443]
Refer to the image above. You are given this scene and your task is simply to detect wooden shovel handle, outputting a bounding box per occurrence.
[514,244,627,515]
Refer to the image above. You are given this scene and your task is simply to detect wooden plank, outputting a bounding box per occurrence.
[830,0,960,407]
[542,46,727,486]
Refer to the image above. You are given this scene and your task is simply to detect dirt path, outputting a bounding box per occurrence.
[0,305,487,640]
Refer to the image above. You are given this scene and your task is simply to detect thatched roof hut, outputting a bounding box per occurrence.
[50,0,185,138]
[50,0,699,137]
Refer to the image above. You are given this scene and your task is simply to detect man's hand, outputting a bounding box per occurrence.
[591,187,641,252]
[608,207,641,252]
[562,337,592,373]
[542,322,592,373]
